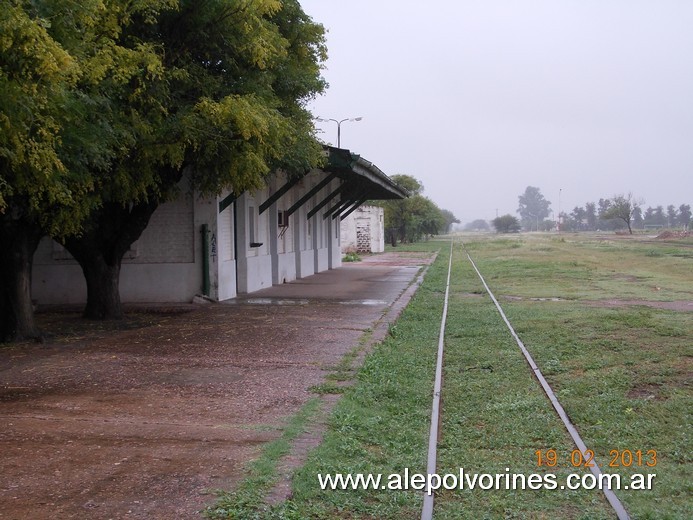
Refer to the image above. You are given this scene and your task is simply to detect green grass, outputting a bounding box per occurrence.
[463,233,693,301]
[207,233,691,519]
[343,251,362,262]
[450,233,691,518]
[205,398,323,519]
[435,247,614,519]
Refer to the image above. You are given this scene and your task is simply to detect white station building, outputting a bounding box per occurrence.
[31,147,407,304]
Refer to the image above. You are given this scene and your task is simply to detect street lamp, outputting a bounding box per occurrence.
[316,117,363,148]
[558,188,562,233]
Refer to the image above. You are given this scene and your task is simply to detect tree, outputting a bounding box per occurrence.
[378,175,449,245]
[58,0,327,319]
[570,206,587,231]
[464,219,490,231]
[600,193,641,234]
[560,210,578,232]
[631,206,644,230]
[0,1,116,340]
[492,214,521,233]
[585,202,597,231]
[408,196,445,241]
[678,204,691,229]
[381,174,421,246]
[596,198,616,230]
[1,0,328,332]
[440,209,460,233]
[517,186,551,231]
[643,206,667,228]
[666,205,678,228]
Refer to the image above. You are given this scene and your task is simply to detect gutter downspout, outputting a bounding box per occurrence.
[201,224,210,296]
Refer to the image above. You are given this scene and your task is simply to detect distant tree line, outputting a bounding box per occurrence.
[375,175,459,246]
[561,200,691,233]
[478,186,690,235]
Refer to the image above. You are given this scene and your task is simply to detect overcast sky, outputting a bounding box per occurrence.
[299,0,693,223]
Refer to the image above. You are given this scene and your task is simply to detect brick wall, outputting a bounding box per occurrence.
[133,192,194,263]
[356,220,371,253]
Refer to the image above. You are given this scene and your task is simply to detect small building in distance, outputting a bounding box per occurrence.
[340,205,385,254]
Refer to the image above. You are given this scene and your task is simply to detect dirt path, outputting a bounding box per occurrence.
[0,253,433,520]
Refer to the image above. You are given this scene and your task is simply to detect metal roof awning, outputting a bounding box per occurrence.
[323,146,408,201]
[251,146,407,219]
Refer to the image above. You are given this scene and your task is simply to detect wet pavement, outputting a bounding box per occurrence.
[0,251,434,519]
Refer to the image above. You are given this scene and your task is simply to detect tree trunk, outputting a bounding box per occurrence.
[64,200,160,320]
[621,217,633,234]
[0,215,43,342]
[80,255,123,320]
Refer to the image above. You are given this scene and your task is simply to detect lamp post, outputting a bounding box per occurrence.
[316,117,363,148]
[558,188,562,233]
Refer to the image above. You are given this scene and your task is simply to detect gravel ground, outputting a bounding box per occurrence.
[0,252,434,520]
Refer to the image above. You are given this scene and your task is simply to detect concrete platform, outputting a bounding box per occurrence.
[0,251,435,519]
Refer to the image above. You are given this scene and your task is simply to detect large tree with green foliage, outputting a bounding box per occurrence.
[0,1,121,340]
[517,186,551,231]
[65,0,326,320]
[1,0,328,337]
[379,175,449,246]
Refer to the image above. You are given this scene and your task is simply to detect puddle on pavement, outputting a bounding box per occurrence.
[501,296,566,302]
[338,300,387,306]
[226,298,310,306]
[225,298,387,306]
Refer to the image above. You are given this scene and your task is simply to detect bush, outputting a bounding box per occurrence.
[343,251,362,262]
[492,214,521,233]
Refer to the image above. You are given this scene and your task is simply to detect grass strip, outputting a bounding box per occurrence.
[204,397,322,519]
[218,242,448,519]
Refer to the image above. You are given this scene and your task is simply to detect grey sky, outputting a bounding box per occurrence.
[299,0,693,223]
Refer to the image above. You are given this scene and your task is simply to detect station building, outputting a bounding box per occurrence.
[31,147,406,304]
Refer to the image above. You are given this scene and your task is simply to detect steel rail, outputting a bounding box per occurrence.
[463,246,630,520]
[421,239,454,520]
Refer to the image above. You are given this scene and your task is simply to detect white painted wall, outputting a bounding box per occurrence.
[235,190,274,294]
[216,192,237,301]
[340,205,385,253]
[31,168,362,306]
[329,212,342,269]
[32,188,205,304]
[269,174,297,286]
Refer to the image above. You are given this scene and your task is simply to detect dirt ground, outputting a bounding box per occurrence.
[0,252,433,520]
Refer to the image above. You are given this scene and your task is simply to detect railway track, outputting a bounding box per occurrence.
[421,239,630,520]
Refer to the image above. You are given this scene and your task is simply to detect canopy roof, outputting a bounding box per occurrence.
[235,146,408,221]
[323,146,408,201]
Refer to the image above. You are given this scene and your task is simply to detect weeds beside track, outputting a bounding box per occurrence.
[208,234,691,519]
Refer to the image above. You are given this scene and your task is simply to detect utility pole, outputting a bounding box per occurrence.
[558,188,562,233]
